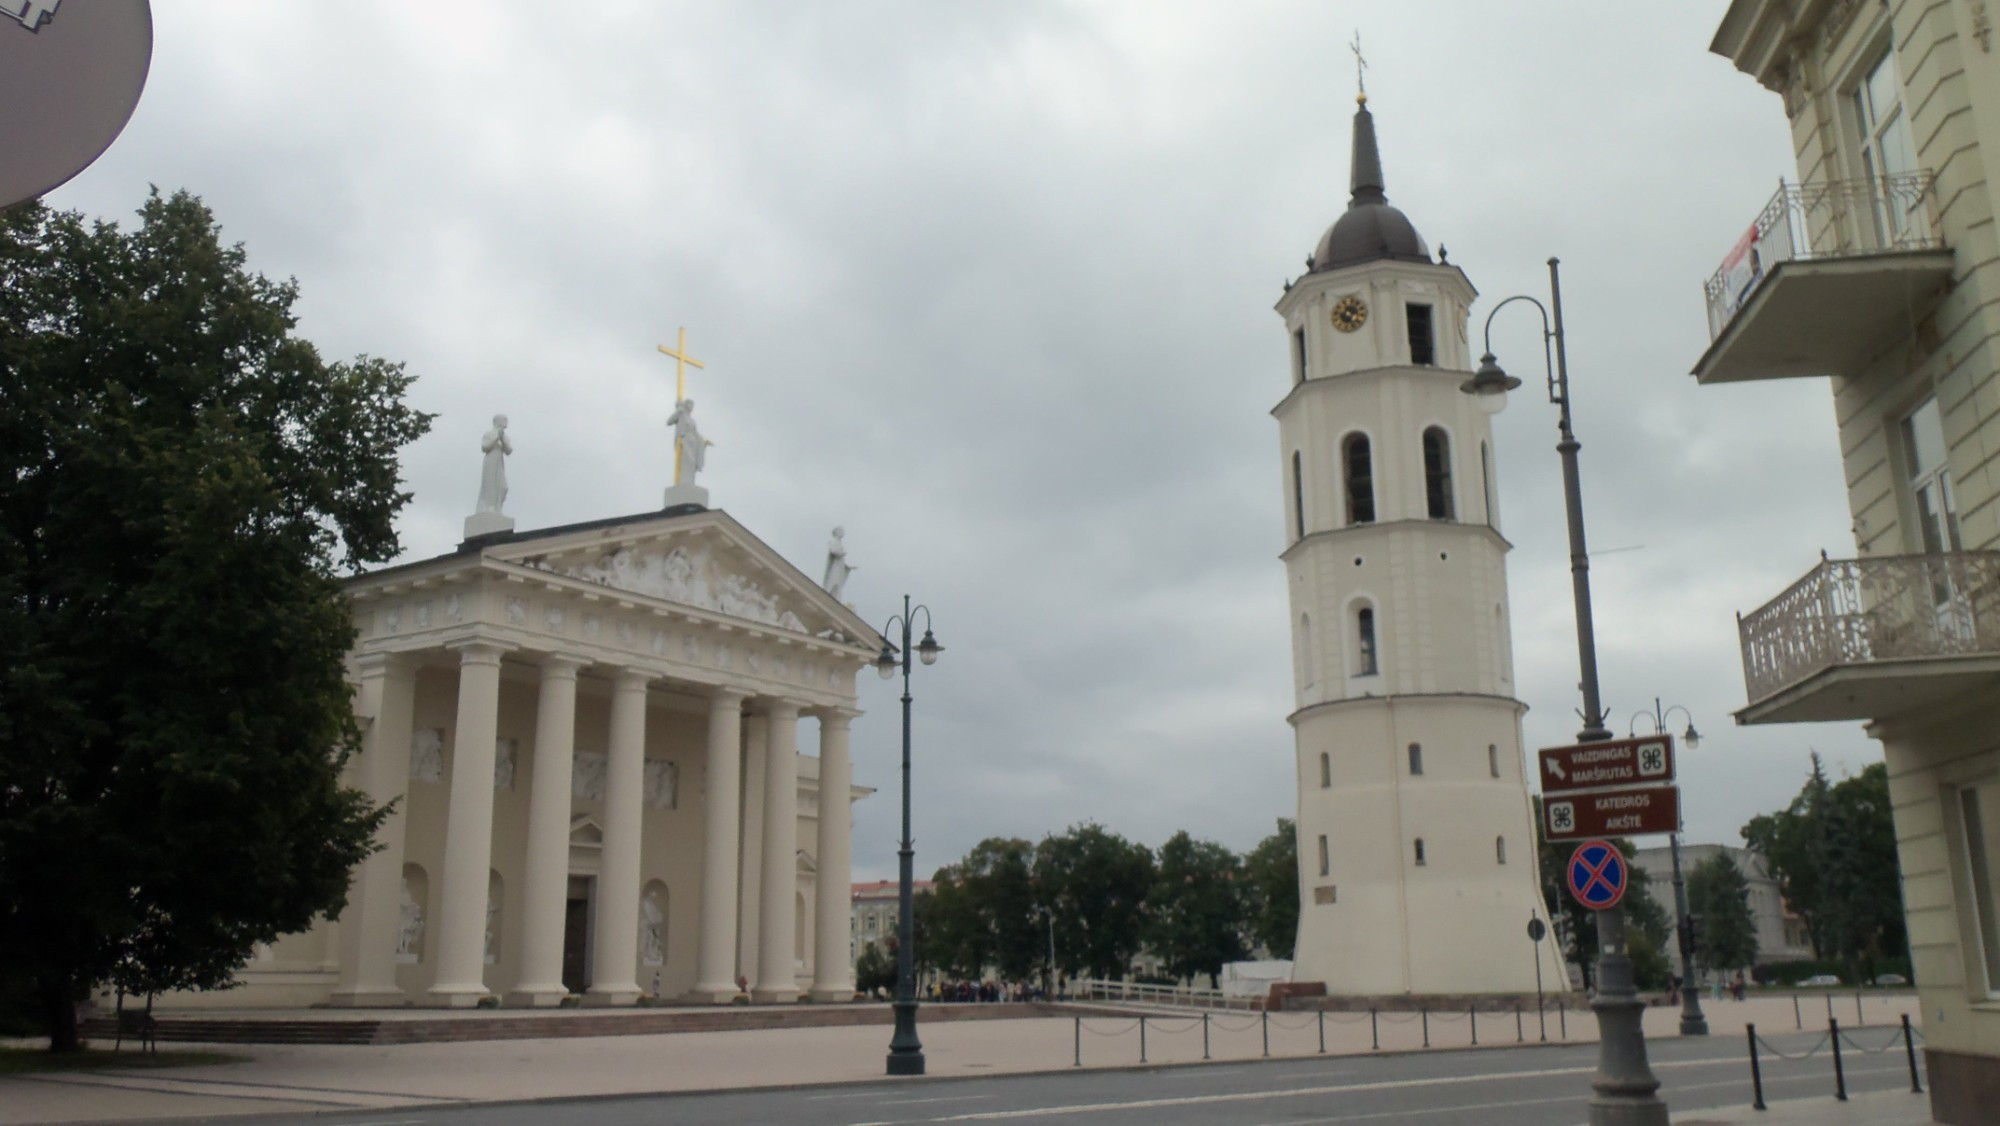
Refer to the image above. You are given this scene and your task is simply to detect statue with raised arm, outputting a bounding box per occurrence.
[476,415,512,514]
[822,526,855,600]
[667,398,711,486]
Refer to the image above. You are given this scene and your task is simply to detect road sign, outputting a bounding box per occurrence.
[1538,735,1675,795]
[1527,917,1547,943]
[1543,783,1681,842]
[1566,840,1628,910]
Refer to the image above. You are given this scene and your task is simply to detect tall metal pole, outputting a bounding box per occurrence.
[886,594,925,1076]
[1543,258,1667,1126]
[1639,698,1709,1038]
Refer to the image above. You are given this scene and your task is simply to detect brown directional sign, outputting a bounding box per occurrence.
[1538,735,1675,796]
[1543,784,1681,843]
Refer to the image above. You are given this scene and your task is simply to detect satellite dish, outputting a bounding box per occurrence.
[0,0,153,209]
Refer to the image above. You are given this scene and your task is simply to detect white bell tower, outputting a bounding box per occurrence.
[1274,95,1565,996]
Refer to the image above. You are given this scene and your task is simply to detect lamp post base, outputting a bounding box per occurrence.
[886,1000,926,1075]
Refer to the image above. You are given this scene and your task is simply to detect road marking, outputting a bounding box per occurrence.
[808,1091,888,1101]
[880,1095,995,1106]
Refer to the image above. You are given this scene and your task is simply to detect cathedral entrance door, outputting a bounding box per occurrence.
[562,876,592,995]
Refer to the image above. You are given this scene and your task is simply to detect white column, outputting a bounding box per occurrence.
[331,653,415,1007]
[428,640,512,1006]
[688,689,746,1002]
[754,701,802,1002]
[811,710,857,1001]
[586,667,650,1005]
[507,653,586,1007]
[736,714,768,982]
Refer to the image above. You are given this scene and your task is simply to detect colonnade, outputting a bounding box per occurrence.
[332,646,856,1007]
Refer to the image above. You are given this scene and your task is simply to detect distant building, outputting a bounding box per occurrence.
[1627,844,1812,980]
[851,879,931,969]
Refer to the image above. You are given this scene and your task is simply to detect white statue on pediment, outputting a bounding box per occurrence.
[476,415,511,514]
[822,526,854,600]
[666,398,711,486]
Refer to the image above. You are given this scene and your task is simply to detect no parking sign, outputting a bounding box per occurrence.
[1565,839,1628,911]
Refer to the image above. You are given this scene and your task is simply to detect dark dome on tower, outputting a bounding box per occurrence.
[1309,98,1430,273]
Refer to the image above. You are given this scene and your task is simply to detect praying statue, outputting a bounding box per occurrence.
[666,398,711,486]
[822,526,855,600]
[476,415,512,514]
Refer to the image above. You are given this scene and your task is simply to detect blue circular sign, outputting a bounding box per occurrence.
[1566,839,1628,910]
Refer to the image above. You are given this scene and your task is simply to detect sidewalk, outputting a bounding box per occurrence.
[0,992,1926,1124]
[1671,1089,1932,1124]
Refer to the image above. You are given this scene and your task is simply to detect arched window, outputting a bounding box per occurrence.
[1423,427,1454,520]
[1488,744,1500,778]
[1495,836,1508,865]
[1407,743,1423,776]
[1319,752,1331,789]
[1342,433,1375,524]
[1318,834,1330,877]
[1356,605,1379,676]
[1291,450,1305,540]
[1298,614,1315,692]
[1413,838,1427,866]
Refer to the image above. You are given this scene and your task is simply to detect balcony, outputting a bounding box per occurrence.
[1693,173,1953,384]
[1737,552,2000,724]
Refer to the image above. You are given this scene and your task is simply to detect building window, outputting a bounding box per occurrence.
[1293,327,1308,384]
[1488,744,1500,778]
[1422,427,1454,520]
[1319,752,1331,789]
[1495,836,1507,865]
[1413,838,1426,866]
[1406,303,1435,365]
[1407,743,1423,776]
[1318,834,1330,877]
[1292,450,1306,541]
[1902,398,1961,554]
[1343,433,1375,524]
[1852,50,1918,243]
[1356,605,1379,676]
[1960,784,2000,997]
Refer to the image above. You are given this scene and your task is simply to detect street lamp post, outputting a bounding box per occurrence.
[1462,258,1668,1126]
[875,595,943,1077]
[1632,699,1707,1037]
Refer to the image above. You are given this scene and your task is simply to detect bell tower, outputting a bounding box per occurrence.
[1273,94,1564,995]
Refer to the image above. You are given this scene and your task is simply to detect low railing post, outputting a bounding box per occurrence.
[1903,1013,1923,1093]
[1074,1016,1081,1067]
[1202,1011,1210,1060]
[1370,1008,1378,1051]
[1793,993,1801,1030]
[1747,1024,1766,1111]
[1139,1015,1147,1064]
[1469,1005,1477,1046]
[1515,1003,1523,1043]
[1829,1016,1847,1101]
[1855,991,1864,1025]
[1317,1009,1325,1054]
[1422,1008,1430,1049]
[1261,1009,1270,1057]
[1558,998,1566,1040]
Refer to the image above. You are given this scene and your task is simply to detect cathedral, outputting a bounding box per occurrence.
[1276,94,1565,995]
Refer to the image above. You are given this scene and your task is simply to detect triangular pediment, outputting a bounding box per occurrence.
[480,509,879,646]
[570,816,603,847]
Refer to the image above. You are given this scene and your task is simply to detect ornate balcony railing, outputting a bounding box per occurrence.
[1703,171,1944,339]
[1738,552,2000,706]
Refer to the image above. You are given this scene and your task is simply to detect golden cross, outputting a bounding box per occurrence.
[657,326,706,402]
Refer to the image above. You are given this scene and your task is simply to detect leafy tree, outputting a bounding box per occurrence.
[959,838,1040,983]
[918,867,988,980]
[1243,818,1298,959]
[1033,823,1154,980]
[854,941,896,997]
[1145,831,1249,988]
[0,192,431,1050]
[1741,757,1905,979]
[1687,852,1759,973]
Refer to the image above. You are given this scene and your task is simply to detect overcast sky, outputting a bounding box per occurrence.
[44,1,1881,881]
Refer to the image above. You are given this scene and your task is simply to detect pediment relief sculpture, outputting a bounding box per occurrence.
[536,542,811,633]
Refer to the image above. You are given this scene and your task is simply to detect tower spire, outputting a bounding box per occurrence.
[1348,99,1386,208]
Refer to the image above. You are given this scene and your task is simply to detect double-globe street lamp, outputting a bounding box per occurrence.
[1461,257,1669,1126]
[1632,699,1708,1037]
[874,596,942,1077]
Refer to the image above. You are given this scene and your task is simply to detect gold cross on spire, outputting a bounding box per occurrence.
[1350,30,1368,104]
[657,326,706,402]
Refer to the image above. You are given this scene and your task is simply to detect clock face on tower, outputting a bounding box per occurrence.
[1331,294,1368,333]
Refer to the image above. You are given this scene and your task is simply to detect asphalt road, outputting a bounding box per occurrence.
[206,1029,1917,1126]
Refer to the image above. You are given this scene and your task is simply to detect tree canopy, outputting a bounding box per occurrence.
[1243,818,1299,959]
[0,191,432,1049]
[1742,756,1905,977]
[1687,852,1759,973]
[1145,831,1250,988]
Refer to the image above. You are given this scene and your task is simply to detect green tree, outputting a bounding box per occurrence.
[1687,852,1759,973]
[854,941,897,997]
[919,867,988,980]
[1145,831,1249,988]
[1742,754,1833,956]
[1243,818,1299,958]
[1742,757,1905,978]
[0,192,431,1050]
[1033,823,1155,981]
[959,838,1040,983]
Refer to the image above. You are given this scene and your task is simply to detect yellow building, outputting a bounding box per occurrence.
[1703,3,2000,1118]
